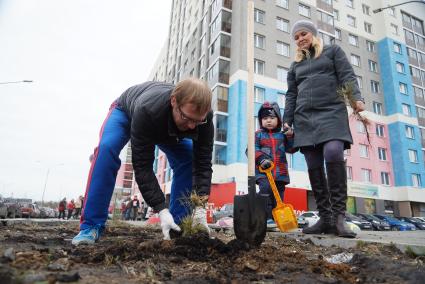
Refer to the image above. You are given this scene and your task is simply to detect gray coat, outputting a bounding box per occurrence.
[283,44,362,149]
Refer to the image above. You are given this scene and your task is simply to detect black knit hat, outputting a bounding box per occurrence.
[259,107,277,119]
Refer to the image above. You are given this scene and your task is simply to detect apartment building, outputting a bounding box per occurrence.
[116,0,425,217]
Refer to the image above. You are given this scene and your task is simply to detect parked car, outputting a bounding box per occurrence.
[412,217,425,223]
[397,217,425,230]
[5,202,23,218]
[345,213,373,230]
[299,211,320,227]
[21,203,41,218]
[373,214,416,231]
[297,215,308,228]
[0,199,7,219]
[355,213,391,231]
[212,203,233,222]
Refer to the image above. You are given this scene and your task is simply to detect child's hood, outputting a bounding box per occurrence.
[257,101,282,131]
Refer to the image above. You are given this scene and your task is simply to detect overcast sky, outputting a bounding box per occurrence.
[0,0,172,202]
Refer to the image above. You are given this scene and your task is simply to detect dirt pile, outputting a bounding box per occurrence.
[0,222,424,283]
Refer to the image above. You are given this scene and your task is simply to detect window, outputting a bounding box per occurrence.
[254,87,265,103]
[402,103,411,116]
[414,87,424,100]
[388,7,395,16]
[318,11,334,26]
[364,22,372,33]
[399,82,408,94]
[396,62,405,73]
[410,66,421,80]
[378,147,387,161]
[412,174,422,187]
[373,102,383,115]
[362,4,370,15]
[344,149,351,156]
[348,34,358,46]
[346,0,354,8]
[299,4,311,17]
[381,172,390,185]
[376,124,385,137]
[357,121,366,133]
[347,166,353,180]
[405,125,415,139]
[276,0,289,9]
[368,60,378,72]
[277,92,286,108]
[361,169,372,183]
[359,144,369,158]
[276,17,289,32]
[254,34,265,49]
[371,80,380,93]
[254,59,265,75]
[366,40,375,52]
[412,16,424,35]
[347,15,356,27]
[409,149,418,163]
[335,29,342,40]
[254,9,265,24]
[351,54,360,66]
[319,32,334,45]
[276,41,290,57]
[333,9,340,21]
[356,76,363,89]
[277,66,288,82]
[390,23,398,35]
[393,42,402,54]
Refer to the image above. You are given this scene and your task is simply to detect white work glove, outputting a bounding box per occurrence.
[158,208,181,240]
[193,207,210,234]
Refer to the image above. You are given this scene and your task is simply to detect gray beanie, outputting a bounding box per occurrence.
[291,20,317,39]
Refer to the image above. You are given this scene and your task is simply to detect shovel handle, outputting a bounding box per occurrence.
[258,162,284,206]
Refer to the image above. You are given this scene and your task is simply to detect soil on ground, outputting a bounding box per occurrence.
[0,221,424,283]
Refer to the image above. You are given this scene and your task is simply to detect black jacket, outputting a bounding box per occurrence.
[283,44,362,149]
[116,82,214,212]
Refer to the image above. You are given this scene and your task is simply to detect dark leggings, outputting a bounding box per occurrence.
[301,140,344,169]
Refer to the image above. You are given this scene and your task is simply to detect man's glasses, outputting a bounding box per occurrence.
[178,106,208,126]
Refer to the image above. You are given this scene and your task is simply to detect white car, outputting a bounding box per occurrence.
[299,211,320,227]
[412,217,425,223]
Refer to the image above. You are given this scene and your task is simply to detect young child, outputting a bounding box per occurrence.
[255,101,295,228]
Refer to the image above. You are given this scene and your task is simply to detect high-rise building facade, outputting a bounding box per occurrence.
[142,0,425,216]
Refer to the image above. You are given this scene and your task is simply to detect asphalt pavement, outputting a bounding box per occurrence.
[275,229,425,256]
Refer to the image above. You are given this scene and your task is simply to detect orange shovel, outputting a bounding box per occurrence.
[259,162,298,232]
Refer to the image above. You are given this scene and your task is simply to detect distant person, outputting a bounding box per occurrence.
[73,196,83,219]
[67,199,75,220]
[72,78,214,245]
[131,195,140,221]
[255,102,295,229]
[284,20,365,238]
[58,198,66,220]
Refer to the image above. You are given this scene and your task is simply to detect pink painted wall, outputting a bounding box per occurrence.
[346,117,394,186]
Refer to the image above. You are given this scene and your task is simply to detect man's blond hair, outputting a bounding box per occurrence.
[294,36,323,62]
[172,77,212,114]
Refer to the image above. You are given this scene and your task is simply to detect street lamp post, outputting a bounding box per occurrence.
[0,80,33,84]
[41,163,64,207]
[373,0,425,13]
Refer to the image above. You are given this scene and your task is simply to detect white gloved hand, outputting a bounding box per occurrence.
[158,208,181,240]
[193,207,210,234]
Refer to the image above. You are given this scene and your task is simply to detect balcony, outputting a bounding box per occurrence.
[316,0,333,14]
[216,128,227,142]
[217,99,228,112]
[317,20,335,35]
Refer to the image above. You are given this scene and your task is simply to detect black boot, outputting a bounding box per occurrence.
[303,166,335,234]
[326,161,356,238]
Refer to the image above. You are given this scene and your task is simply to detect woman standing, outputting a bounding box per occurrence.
[283,20,365,238]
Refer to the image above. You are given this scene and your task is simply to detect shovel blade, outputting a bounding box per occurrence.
[272,203,298,232]
[233,193,268,246]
